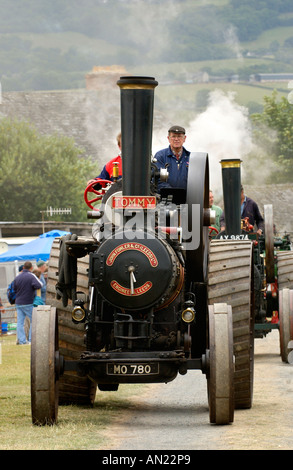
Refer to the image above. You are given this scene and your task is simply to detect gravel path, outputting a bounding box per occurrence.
[102,330,293,450]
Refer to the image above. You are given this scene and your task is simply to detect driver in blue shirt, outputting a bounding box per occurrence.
[154,125,190,192]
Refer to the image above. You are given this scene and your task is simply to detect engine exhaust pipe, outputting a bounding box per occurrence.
[220,159,242,235]
[117,76,158,196]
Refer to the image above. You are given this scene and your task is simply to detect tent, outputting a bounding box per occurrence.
[0,230,69,263]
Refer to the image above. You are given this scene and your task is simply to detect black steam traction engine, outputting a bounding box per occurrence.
[211,159,293,364]
[31,76,256,426]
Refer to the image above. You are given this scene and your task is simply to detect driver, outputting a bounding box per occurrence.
[88,132,122,189]
[153,125,190,192]
[220,185,264,235]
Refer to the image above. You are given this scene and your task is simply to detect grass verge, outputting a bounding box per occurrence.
[0,335,148,450]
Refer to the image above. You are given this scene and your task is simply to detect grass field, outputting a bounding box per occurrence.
[148,79,289,129]
[129,59,291,123]
[0,335,147,450]
[155,80,289,106]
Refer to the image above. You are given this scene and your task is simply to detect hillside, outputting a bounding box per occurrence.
[0,0,293,93]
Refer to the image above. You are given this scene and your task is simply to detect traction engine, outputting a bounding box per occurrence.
[31,76,254,426]
[212,159,293,364]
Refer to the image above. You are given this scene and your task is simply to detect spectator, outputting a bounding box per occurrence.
[33,268,44,306]
[13,260,42,345]
[0,296,5,315]
[36,260,48,302]
[154,125,190,192]
[209,190,223,233]
[0,295,5,333]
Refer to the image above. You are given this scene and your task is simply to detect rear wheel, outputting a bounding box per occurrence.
[46,238,97,405]
[277,251,293,290]
[208,303,234,425]
[208,240,254,409]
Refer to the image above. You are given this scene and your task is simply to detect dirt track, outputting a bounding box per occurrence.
[102,330,293,450]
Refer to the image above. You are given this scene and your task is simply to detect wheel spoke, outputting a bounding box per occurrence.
[88,195,103,204]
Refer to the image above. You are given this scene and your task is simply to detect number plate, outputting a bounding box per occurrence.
[107,363,159,376]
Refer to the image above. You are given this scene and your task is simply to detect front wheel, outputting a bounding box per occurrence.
[31,305,60,425]
[279,288,293,363]
[208,303,234,425]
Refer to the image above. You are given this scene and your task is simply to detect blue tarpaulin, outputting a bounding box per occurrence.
[0,230,69,262]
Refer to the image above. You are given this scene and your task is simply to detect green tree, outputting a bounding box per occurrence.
[0,118,95,221]
[250,91,293,182]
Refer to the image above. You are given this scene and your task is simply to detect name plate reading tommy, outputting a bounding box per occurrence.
[112,196,156,209]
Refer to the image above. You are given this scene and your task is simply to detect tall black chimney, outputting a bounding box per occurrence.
[220,159,242,235]
[117,76,158,196]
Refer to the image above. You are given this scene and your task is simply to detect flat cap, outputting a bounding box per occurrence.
[168,125,185,134]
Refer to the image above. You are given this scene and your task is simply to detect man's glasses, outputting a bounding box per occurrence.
[169,135,185,140]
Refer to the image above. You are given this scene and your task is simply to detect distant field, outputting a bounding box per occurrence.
[150,81,290,127]
[129,57,293,79]
[2,24,293,76]
[242,26,293,49]
[140,77,291,130]
[1,23,291,110]
[129,58,292,113]
[156,81,288,105]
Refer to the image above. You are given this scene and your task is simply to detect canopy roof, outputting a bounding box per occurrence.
[0,230,69,262]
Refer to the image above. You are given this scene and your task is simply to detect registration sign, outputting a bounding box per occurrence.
[107,362,159,375]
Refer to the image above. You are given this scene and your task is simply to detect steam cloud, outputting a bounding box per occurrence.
[153,89,254,198]
[187,89,253,193]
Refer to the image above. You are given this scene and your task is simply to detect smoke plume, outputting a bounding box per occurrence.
[153,89,254,199]
[187,89,253,194]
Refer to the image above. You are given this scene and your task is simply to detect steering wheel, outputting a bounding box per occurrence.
[84,178,113,210]
[209,226,219,237]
